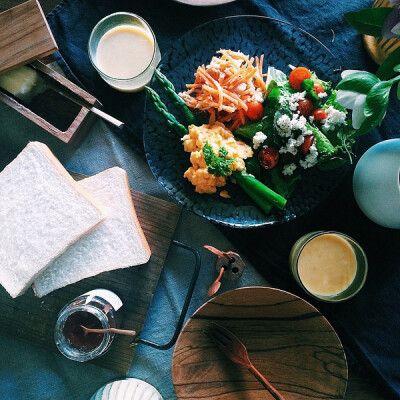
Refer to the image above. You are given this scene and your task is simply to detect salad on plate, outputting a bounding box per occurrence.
[146,49,356,215]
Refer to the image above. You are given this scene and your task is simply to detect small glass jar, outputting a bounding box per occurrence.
[289,231,368,302]
[54,289,123,362]
[88,12,161,92]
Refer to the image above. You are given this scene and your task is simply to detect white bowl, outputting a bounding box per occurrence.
[353,139,400,229]
[90,378,163,400]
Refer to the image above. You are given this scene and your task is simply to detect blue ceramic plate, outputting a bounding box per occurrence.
[143,16,346,228]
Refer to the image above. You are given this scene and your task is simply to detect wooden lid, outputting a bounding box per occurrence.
[0,0,58,74]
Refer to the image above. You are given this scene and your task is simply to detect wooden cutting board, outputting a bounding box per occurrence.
[0,173,181,374]
[172,287,348,400]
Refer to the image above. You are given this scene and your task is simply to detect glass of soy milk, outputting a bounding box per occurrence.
[88,13,161,92]
[289,231,368,302]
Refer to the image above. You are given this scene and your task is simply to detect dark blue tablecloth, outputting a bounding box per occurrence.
[47,0,400,397]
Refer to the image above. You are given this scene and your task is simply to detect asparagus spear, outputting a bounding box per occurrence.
[154,69,198,125]
[233,170,287,210]
[145,86,188,137]
[237,182,274,215]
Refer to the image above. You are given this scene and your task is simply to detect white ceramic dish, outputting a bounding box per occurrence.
[90,378,163,400]
[173,0,235,5]
[353,139,400,229]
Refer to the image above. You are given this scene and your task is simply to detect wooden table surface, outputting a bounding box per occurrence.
[0,0,391,399]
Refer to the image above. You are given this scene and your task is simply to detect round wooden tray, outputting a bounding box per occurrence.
[172,287,348,400]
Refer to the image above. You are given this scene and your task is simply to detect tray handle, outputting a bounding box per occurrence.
[132,239,201,350]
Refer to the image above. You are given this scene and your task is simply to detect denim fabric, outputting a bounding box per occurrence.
[0,0,399,398]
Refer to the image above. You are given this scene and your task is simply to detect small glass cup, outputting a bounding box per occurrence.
[88,12,161,92]
[54,289,123,362]
[289,231,368,302]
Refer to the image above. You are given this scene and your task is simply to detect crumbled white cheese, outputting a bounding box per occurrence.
[251,91,264,103]
[282,163,297,176]
[289,91,306,111]
[299,144,319,169]
[278,90,306,112]
[276,114,292,137]
[308,115,315,123]
[275,113,309,138]
[290,113,308,133]
[252,131,267,150]
[318,92,328,99]
[279,138,298,155]
[234,83,247,93]
[295,135,305,146]
[321,106,347,132]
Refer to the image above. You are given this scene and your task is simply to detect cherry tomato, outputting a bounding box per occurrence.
[289,67,311,90]
[297,98,313,116]
[300,135,315,155]
[312,108,327,121]
[258,147,279,170]
[245,101,264,121]
[313,82,325,94]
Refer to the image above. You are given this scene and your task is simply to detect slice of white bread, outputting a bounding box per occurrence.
[0,142,104,298]
[33,167,151,297]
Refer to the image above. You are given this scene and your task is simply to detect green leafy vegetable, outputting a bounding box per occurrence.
[264,80,280,108]
[234,117,274,141]
[336,71,380,94]
[267,67,287,86]
[306,122,337,160]
[301,78,320,107]
[344,7,393,37]
[323,90,347,112]
[311,72,332,91]
[203,142,235,177]
[317,157,347,171]
[268,168,301,199]
[245,158,261,179]
[376,47,400,80]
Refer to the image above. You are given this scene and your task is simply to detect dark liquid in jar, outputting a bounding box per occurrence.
[63,311,103,350]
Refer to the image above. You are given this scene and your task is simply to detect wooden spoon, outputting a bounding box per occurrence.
[207,267,225,297]
[80,325,136,337]
[204,245,234,262]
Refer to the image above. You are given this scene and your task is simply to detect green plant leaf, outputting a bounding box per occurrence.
[344,8,393,36]
[397,82,400,100]
[336,71,380,93]
[356,81,392,135]
[376,47,400,79]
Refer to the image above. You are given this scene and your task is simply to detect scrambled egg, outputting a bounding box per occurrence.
[182,122,253,194]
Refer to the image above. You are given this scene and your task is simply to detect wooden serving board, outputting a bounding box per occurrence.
[0,173,181,374]
[172,287,348,400]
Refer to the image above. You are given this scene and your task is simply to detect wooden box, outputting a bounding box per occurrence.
[0,0,101,145]
[0,61,101,145]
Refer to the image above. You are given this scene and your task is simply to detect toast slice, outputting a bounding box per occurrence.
[33,167,151,297]
[0,142,104,298]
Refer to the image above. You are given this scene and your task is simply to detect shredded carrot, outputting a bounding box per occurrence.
[179,49,266,129]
